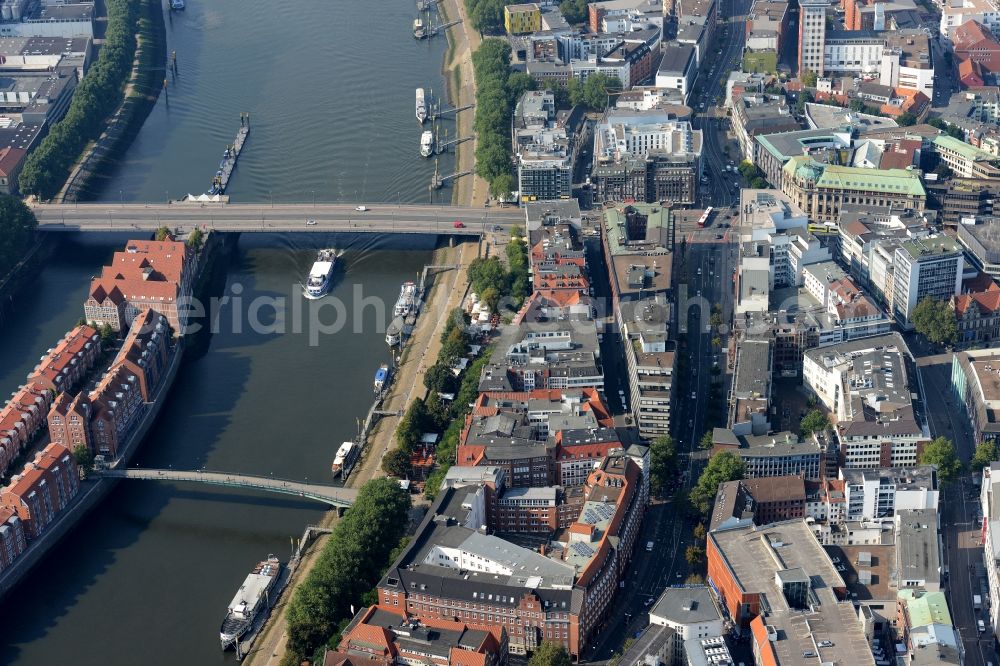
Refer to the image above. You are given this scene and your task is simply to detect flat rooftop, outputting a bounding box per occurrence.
[650,586,722,625]
[709,520,873,665]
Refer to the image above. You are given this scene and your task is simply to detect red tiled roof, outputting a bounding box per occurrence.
[954,289,1000,316]
[88,241,189,305]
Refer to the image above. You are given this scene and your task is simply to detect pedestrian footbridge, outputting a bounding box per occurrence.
[98,468,358,507]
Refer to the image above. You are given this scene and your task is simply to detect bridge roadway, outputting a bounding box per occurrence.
[98,468,359,507]
[29,202,525,234]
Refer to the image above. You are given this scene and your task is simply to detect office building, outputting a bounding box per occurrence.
[803,334,928,469]
[889,236,964,327]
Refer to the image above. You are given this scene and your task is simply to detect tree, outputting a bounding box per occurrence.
[919,436,963,485]
[972,441,1000,471]
[795,90,814,114]
[468,256,507,296]
[285,478,410,663]
[710,312,723,328]
[801,70,818,87]
[155,226,172,241]
[529,641,572,666]
[99,323,115,346]
[558,0,588,23]
[382,448,412,478]
[187,228,204,252]
[693,523,706,541]
[650,434,677,497]
[72,444,94,474]
[800,409,830,437]
[424,362,458,394]
[912,297,958,346]
[849,98,867,112]
[490,172,514,200]
[897,112,917,126]
[685,573,706,584]
[699,431,715,450]
[690,451,746,515]
[478,286,500,314]
[0,195,37,277]
[440,325,470,362]
[711,336,722,348]
[685,545,706,567]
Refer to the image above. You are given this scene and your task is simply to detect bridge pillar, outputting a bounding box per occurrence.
[448,235,455,248]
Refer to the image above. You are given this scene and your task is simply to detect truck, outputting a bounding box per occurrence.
[975,594,983,611]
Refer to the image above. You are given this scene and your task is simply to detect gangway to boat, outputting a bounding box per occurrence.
[435,135,472,154]
[428,103,474,122]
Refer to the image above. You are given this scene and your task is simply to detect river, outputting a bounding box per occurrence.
[84,0,455,204]
[0,0,455,659]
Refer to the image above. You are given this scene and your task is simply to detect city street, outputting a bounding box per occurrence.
[918,358,995,666]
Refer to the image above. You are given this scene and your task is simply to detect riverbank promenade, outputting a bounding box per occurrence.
[30,202,524,234]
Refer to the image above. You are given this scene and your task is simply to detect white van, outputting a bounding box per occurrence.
[646,541,654,551]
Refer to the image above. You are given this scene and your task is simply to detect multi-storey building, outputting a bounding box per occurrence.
[0,505,27,573]
[83,240,194,333]
[781,156,926,223]
[333,606,507,666]
[803,334,928,468]
[940,0,1000,42]
[840,466,938,521]
[707,519,872,664]
[0,443,78,540]
[837,206,931,292]
[591,111,702,205]
[620,296,675,438]
[648,586,725,657]
[47,309,172,459]
[478,325,603,394]
[952,349,1000,447]
[954,19,1000,74]
[26,324,101,394]
[504,3,541,34]
[889,235,964,327]
[980,461,1000,638]
[956,217,1000,280]
[731,94,799,162]
[378,453,645,658]
[799,0,829,74]
[952,280,1000,343]
[0,383,52,479]
[712,428,825,478]
[728,339,772,437]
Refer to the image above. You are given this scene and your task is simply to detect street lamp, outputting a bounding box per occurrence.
[119,190,124,208]
[269,191,273,208]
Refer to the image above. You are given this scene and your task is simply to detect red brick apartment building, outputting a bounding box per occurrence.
[0,324,101,477]
[0,505,27,572]
[329,605,507,666]
[83,240,193,333]
[0,443,79,539]
[27,324,101,393]
[0,383,52,478]
[377,453,645,659]
[48,309,172,458]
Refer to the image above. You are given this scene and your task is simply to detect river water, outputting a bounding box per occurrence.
[0,0,454,660]
[85,0,455,204]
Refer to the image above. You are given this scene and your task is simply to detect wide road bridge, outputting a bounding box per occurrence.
[30,202,525,234]
[98,468,359,507]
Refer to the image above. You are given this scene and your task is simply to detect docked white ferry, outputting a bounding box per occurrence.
[331,441,358,478]
[416,87,427,123]
[304,249,337,300]
[219,555,281,650]
[420,130,434,157]
[393,282,419,317]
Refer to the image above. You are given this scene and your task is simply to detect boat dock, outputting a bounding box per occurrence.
[208,113,250,196]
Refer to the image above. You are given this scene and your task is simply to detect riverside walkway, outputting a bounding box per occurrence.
[98,468,359,507]
[30,202,523,234]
